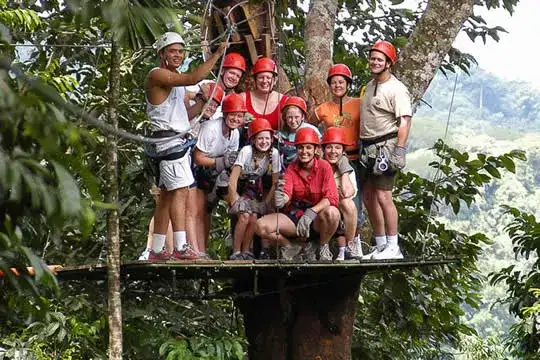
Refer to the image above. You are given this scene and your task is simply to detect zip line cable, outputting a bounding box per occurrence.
[421,72,459,257]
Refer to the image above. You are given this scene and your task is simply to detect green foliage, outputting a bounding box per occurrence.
[353,140,525,359]
[159,335,246,360]
[490,206,540,358]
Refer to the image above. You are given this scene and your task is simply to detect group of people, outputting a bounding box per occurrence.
[139,31,412,262]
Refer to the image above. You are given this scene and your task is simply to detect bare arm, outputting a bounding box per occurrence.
[226,165,242,204]
[149,43,227,87]
[340,173,355,199]
[396,115,412,147]
[310,198,331,213]
[193,148,218,168]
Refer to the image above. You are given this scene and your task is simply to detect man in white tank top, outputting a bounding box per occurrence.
[145,31,227,260]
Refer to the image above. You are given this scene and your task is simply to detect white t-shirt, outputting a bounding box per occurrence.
[196,118,239,159]
[234,145,280,178]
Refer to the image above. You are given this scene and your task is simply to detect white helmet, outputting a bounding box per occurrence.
[154,32,185,53]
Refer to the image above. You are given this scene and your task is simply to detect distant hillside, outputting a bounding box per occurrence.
[406,68,540,339]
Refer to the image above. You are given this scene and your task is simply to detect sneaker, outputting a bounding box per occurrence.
[259,248,270,260]
[171,245,199,260]
[148,250,171,261]
[229,252,244,260]
[198,252,211,260]
[242,251,255,260]
[138,248,151,261]
[319,243,333,261]
[362,245,385,260]
[371,244,403,260]
[280,244,302,261]
[302,242,318,262]
[336,251,345,261]
[346,236,363,259]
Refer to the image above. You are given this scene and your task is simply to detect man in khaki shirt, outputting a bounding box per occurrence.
[359,40,412,260]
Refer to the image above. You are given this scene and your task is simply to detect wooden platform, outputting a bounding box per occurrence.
[55,257,460,282]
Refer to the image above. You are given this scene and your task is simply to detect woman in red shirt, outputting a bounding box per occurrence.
[241,57,287,130]
[255,127,340,261]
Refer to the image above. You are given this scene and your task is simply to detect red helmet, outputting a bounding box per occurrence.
[205,82,224,103]
[248,118,273,139]
[223,52,246,72]
[222,93,247,113]
[370,41,397,65]
[327,64,352,84]
[252,57,277,76]
[321,127,351,146]
[294,127,320,146]
[282,96,307,115]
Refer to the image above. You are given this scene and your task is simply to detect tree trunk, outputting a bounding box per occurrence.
[393,0,474,103]
[235,274,363,360]
[303,0,338,113]
[106,38,123,360]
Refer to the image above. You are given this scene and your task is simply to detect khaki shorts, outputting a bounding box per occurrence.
[358,137,398,191]
[158,152,194,191]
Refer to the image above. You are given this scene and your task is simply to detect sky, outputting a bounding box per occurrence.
[453,0,540,87]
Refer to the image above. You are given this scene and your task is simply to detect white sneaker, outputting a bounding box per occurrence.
[336,251,345,261]
[371,244,403,260]
[280,244,302,260]
[362,245,383,260]
[303,242,318,262]
[346,236,363,259]
[319,243,333,261]
[138,248,150,261]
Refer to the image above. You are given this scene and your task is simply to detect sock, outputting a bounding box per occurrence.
[338,247,346,257]
[387,234,398,246]
[152,234,166,253]
[173,231,187,251]
[233,251,241,255]
[375,235,387,248]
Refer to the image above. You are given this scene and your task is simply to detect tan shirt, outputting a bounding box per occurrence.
[359,75,412,140]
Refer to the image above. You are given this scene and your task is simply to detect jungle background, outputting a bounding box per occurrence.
[1,0,540,359]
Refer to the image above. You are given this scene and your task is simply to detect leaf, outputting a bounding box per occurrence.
[484,164,501,179]
[52,161,81,218]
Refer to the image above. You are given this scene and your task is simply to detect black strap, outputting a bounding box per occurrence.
[150,130,180,138]
[361,131,398,146]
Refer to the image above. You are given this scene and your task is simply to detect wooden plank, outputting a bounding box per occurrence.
[239,3,263,39]
[263,33,272,58]
[213,12,225,37]
[244,34,259,66]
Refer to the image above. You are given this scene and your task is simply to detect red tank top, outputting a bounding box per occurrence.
[246,91,288,130]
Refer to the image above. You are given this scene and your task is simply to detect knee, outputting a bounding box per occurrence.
[339,199,356,217]
[319,206,340,225]
[238,213,250,224]
[376,190,394,206]
[256,218,269,236]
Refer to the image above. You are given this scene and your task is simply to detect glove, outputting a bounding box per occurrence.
[224,150,239,168]
[296,208,318,238]
[336,155,354,175]
[274,190,288,209]
[390,145,406,170]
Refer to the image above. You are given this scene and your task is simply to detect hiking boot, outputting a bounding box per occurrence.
[229,252,244,260]
[171,245,199,260]
[346,236,363,259]
[148,250,171,261]
[371,244,404,260]
[280,244,302,261]
[303,242,318,262]
[319,243,333,261]
[138,248,151,261]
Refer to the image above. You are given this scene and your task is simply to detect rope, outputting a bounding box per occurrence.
[421,72,458,257]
